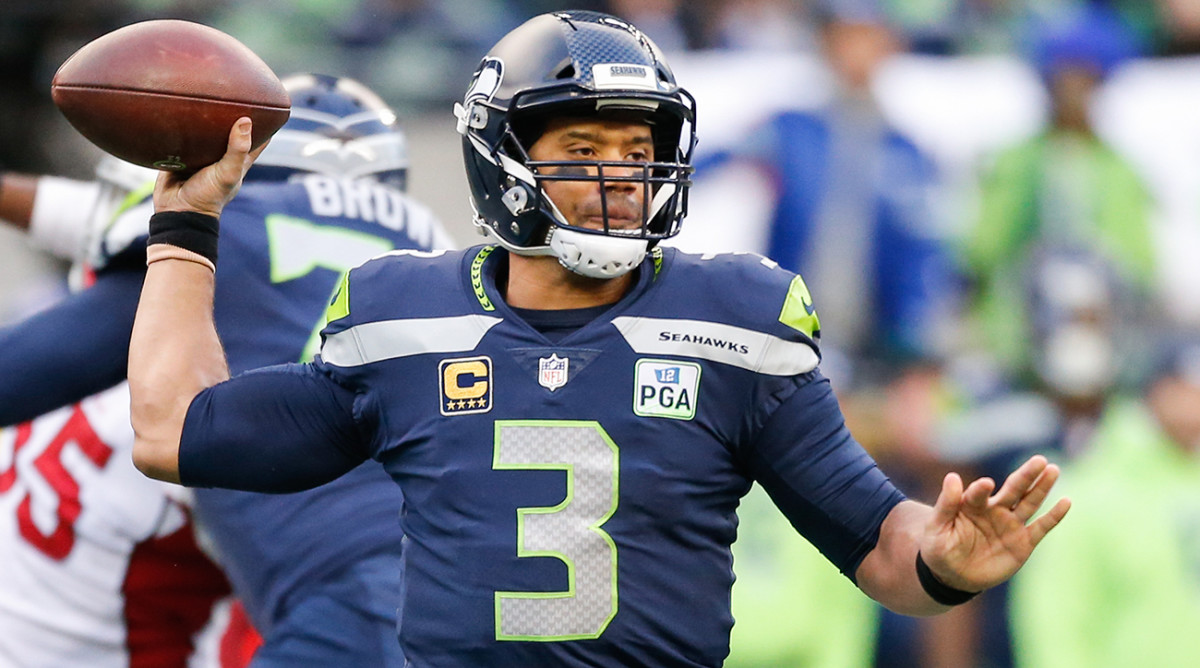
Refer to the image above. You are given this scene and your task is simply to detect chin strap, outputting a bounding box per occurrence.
[550,228,648,279]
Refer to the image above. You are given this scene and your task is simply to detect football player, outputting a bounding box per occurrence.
[0,74,454,666]
[129,12,1070,667]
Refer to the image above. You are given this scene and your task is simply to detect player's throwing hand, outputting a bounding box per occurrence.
[153,117,264,218]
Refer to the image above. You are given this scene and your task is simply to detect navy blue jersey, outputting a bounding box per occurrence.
[181,245,905,666]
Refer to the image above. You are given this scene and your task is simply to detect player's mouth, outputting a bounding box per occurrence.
[579,201,642,230]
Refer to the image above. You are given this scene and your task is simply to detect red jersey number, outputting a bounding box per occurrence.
[0,406,113,560]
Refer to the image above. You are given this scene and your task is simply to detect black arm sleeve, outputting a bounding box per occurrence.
[747,370,907,582]
[0,267,143,426]
[179,362,372,493]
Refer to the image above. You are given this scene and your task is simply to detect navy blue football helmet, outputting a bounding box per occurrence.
[455,11,696,278]
[251,73,409,191]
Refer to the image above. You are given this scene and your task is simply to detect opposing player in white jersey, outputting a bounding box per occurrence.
[0,161,256,667]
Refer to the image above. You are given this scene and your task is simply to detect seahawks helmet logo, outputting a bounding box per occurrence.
[464,57,504,106]
[457,57,505,135]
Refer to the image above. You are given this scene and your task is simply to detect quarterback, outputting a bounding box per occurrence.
[129,11,1069,667]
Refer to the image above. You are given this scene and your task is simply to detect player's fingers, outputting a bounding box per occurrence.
[169,118,252,216]
[961,476,995,510]
[224,117,256,175]
[227,116,253,155]
[203,118,254,201]
[234,118,273,177]
[1026,497,1072,547]
[931,472,964,527]
[207,117,253,182]
[1012,464,1060,523]
[989,455,1048,511]
[151,169,172,209]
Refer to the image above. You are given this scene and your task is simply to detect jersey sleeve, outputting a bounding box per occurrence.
[26,176,102,261]
[179,362,372,493]
[744,368,906,582]
[88,200,153,272]
[0,267,142,426]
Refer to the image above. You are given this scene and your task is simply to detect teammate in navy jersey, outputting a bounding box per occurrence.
[0,74,453,666]
[129,12,1070,667]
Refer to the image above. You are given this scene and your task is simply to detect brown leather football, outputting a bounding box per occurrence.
[51,20,290,172]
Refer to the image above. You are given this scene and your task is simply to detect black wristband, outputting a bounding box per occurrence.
[148,211,220,266]
[915,552,980,606]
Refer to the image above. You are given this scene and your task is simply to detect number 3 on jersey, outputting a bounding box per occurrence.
[492,421,619,641]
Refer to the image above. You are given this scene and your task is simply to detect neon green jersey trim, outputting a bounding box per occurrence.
[472,246,497,311]
[324,271,351,324]
[779,274,821,339]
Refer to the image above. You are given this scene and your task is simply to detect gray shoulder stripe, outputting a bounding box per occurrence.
[612,316,818,376]
[321,315,503,367]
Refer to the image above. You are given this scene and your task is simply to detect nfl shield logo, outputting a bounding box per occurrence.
[538,353,569,391]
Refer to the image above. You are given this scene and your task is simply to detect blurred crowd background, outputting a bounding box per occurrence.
[5,0,1200,666]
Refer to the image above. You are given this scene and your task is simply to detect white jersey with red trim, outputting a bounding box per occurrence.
[0,383,249,668]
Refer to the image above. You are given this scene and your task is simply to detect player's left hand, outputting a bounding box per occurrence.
[153,117,266,218]
[918,454,1071,593]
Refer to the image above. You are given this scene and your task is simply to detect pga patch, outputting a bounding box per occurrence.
[633,359,701,420]
[439,356,493,416]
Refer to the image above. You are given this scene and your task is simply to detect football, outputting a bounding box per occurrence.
[51,19,290,172]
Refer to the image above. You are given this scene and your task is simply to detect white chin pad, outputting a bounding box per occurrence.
[550,228,649,279]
